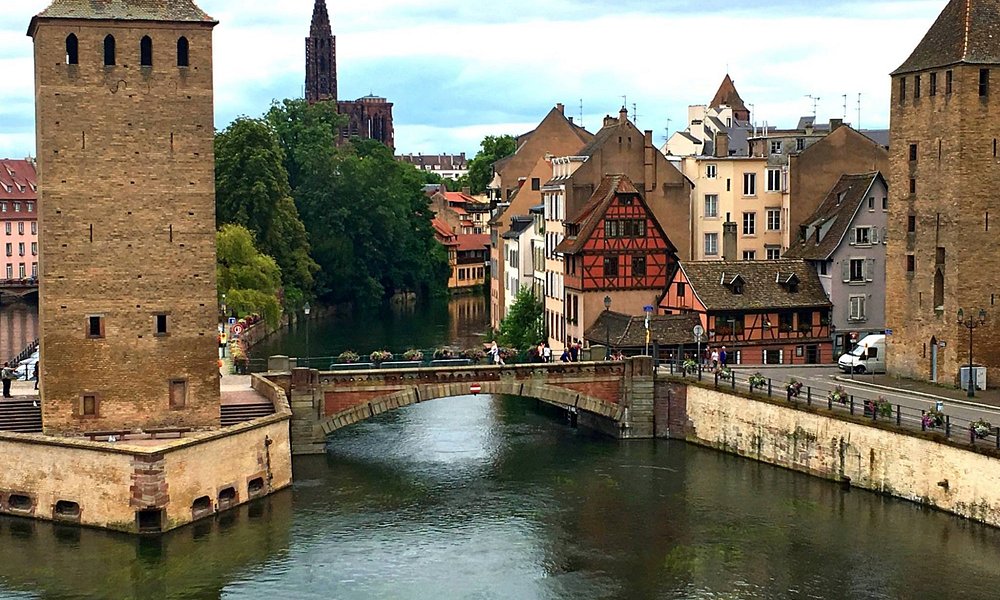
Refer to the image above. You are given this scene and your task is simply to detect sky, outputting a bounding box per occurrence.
[0,0,947,160]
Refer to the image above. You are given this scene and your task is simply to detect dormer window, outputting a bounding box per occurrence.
[721,273,746,295]
[776,272,800,293]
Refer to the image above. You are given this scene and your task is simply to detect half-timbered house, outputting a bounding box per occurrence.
[556,175,679,345]
[658,259,833,365]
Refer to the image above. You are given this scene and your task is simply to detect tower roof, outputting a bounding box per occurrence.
[310,0,333,38]
[30,0,215,34]
[709,74,749,114]
[893,0,1000,75]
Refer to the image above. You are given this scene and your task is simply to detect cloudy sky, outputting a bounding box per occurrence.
[1,0,945,159]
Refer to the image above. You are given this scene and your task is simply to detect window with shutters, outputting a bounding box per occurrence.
[847,259,864,282]
[853,227,871,245]
[849,295,867,321]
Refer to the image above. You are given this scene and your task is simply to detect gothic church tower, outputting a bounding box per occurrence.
[305,0,337,103]
[886,0,1000,385]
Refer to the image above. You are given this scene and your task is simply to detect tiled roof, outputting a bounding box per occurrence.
[431,218,457,243]
[456,234,490,252]
[33,0,215,23]
[784,172,883,261]
[709,74,749,114]
[501,217,533,239]
[676,259,831,311]
[585,311,700,347]
[893,0,1000,74]
[0,160,37,201]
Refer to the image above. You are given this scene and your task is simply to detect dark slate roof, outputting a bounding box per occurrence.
[33,0,215,23]
[501,216,533,239]
[585,311,700,348]
[784,172,883,261]
[677,259,831,311]
[893,0,1000,75]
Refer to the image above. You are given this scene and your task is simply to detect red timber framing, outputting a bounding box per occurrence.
[657,260,835,365]
[558,175,677,292]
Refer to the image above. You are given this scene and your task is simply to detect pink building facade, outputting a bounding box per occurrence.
[0,159,38,281]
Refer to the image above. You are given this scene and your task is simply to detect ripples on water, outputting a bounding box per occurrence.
[2,394,1000,599]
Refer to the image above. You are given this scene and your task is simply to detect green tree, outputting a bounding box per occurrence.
[265,98,343,192]
[215,117,319,306]
[217,224,282,327]
[465,134,516,194]
[497,287,544,350]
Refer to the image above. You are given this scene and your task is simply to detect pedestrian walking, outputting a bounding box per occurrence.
[719,346,728,366]
[490,341,504,366]
[536,341,545,363]
[710,348,719,369]
[33,361,39,390]
[1,362,14,398]
[542,343,552,363]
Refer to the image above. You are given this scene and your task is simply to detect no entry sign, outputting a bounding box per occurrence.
[470,383,482,395]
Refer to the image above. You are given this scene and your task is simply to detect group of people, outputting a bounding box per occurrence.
[706,346,728,368]
[0,361,38,398]
[488,340,586,365]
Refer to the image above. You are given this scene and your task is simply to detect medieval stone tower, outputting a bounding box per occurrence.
[886,0,1000,384]
[29,0,221,434]
[305,0,337,103]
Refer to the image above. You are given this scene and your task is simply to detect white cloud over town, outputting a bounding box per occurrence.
[0,0,944,158]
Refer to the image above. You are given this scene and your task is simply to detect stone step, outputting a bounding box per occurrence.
[0,401,42,433]
[220,403,275,427]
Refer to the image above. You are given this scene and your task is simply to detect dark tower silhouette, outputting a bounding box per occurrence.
[305,0,336,103]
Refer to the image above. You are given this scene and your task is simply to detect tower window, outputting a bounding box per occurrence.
[899,77,906,103]
[914,75,921,98]
[154,313,168,336]
[65,34,78,65]
[907,215,916,233]
[103,35,116,66]
[86,315,105,339]
[946,70,953,94]
[906,255,915,272]
[177,36,189,67]
[929,72,937,96]
[140,36,153,67]
[909,143,917,161]
[980,69,990,97]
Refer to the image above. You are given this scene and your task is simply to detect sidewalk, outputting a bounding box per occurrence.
[834,373,1000,408]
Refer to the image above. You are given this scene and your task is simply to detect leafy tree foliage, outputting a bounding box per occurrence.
[464,134,516,194]
[217,224,282,327]
[214,117,318,306]
[497,287,544,350]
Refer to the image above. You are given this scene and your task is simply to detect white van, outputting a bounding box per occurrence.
[838,334,886,374]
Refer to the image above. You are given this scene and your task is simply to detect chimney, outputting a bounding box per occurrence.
[829,118,843,132]
[619,106,628,124]
[714,130,729,158]
[643,130,655,194]
[722,213,738,262]
[603,114,617,127]
[556,103,564,114]
[568,116,574,124]
[461,186,471,195]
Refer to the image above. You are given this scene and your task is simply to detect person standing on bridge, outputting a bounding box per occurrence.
[719,346,728,367]
[1,362,14,398]
[490,341,504,366]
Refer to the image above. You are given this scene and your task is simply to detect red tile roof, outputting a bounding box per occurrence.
[457,234,490,252]
[0,160,37,201]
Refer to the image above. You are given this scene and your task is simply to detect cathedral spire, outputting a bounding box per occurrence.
[305,0,337,103]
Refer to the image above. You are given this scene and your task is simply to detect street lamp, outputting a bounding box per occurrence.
[603,295,612,360]
[303,302,311,369]
[957,308,987,398]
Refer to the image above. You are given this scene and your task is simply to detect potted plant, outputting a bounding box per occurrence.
[971,418,993,439]
[461,348,485,364]
[748,372,767,391]
[875,396,893,417]
[715,365,732,379]
[682,358,698,375]
[499,347,517,363]
[338,350,359,363]
[433,347,455,360]
[922,407,946,429]
[829,385,847,405]
[403,349,424,361]
[787,378,803,397]
[369,350,393,364]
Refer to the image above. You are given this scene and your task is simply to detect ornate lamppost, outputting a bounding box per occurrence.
[957,308,987,398]
[603,295,612,360]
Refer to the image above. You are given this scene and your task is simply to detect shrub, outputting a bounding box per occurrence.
[433,347,455,360]
[461,348,485,363]
[338,350,359,363]
[403,349,424,361]
[370,350,393,363]
[971,418,993,439]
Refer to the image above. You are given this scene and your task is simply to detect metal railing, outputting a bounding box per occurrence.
[660,362,1000,451]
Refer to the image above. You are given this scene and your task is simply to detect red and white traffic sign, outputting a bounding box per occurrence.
[470,383,482,395]
[230,323,244,337]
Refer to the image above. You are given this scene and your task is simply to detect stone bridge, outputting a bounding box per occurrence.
[264,358,656,454]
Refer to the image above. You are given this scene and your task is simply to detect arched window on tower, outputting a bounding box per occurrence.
[103,35,116,66]
[65,34,78,65]
[140,36,153,67]
[176,36,189,67]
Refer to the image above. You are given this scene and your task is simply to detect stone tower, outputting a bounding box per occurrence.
[305,0,337,104]
[29,0,221,434]
[886,0,1000,385]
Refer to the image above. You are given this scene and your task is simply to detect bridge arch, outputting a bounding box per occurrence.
[312,365,627,438]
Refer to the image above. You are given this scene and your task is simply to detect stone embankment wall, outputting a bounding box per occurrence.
[0,375,292,532]
[661,382,1000,527]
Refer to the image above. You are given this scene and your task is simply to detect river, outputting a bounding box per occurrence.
[3,296,1000,599]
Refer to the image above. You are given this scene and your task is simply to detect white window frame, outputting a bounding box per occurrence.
[766,209,781,231]
[704,194,718,218]
[706,164,717,179]
[849,295,867,321]
[742,212,756,236]
[742,250,756,261]
[770,140,782,154]
[743,172,757,196]
[853,226,872,245]
[766,247,780,260]
[766,168,782,192]
[704,232,719,256]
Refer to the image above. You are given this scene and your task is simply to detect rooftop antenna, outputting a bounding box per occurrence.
[632,102,638,125]
[664,119,672,143]
[857,93,862,130]
[748,103,755,128]
[621,94,627,110]
[842,94,848,120]
[579,98,584,128]
[806,94,820,118]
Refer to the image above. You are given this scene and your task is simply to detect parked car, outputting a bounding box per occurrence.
[837,334,886,374]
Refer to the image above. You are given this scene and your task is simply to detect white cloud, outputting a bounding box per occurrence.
[3,0,945,158]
